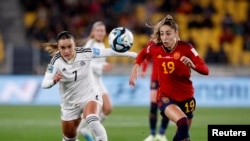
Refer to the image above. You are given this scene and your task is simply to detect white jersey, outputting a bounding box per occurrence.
[86,39,108,93]
[41,47,137,110]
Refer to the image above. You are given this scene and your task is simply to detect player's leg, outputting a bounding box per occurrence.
[163,104,190,141]
[61,106,85,141]
[173,98,195,141]
[77,118,94,141]
[154,88,169,141]
[61,119,81,141]
[155,116,169,141]
[83,100,108,141]
[100,92,112,122]
[143,88,158,141]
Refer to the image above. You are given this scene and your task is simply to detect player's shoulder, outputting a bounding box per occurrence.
[145,40,161,51]
[85,39,96,48]
[75,47,92,53]
[50,52,61,65]
[145,40,160,47]
[177,41,194,49]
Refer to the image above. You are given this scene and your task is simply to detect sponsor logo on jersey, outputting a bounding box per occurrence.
[157,54,162,58]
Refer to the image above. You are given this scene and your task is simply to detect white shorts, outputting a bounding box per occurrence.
[61,93,103,121]
[93,76,108,94]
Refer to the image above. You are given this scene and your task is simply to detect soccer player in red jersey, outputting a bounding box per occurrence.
[140,44,169,141]
[129,15,209,141]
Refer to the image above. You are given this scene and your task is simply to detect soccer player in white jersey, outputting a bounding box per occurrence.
[41,31,137,141]
[77,21,113,141]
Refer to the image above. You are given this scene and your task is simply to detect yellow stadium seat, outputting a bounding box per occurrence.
[23,12,37,28]
[135,5,146,24]
[0,34,4,63]
[241,52,250,66]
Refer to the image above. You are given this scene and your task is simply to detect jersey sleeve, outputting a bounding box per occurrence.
[41,61,59,89]
[135,40,155,65]
[91,48,137,58]
[141,56,150,73]
[187,45,209,75]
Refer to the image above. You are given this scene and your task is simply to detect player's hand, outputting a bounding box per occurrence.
[180,56,195,68]
[53,72,62,83]
[129,64,139,87]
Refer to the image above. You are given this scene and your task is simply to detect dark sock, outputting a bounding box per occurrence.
[176,117,190,140]
[173,134,178,141]
[159,116,169,135]
[149,102,158,135]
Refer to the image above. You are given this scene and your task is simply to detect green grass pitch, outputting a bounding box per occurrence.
[0,105,249,141]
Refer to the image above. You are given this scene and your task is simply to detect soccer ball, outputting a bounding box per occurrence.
[108,27,134,52]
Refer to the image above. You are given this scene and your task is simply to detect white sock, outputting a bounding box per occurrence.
[86,114,108,141]
[62,136,77,141]
[77,118,87,133]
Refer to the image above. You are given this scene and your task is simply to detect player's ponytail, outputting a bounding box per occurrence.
[42,31,75,56]
[41,42,58,56]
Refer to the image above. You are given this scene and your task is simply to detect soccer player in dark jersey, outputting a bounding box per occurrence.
[129,15,209,141]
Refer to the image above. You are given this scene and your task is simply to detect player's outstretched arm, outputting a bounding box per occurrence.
[129,64,139,87]
[41,65,62,89]
[92,48,137,58]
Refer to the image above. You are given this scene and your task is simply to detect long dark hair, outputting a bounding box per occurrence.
[42,31,74,56]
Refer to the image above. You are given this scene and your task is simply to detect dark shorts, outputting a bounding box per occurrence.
[158,97,196,119]
[150,80,159,90]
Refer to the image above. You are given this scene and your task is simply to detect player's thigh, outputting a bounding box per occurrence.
[150,89,158,102]
[178,97,196,119]
[83,100,102,117]
[62,119,81,138]
[164,104,187,123]
[102,93,112,114]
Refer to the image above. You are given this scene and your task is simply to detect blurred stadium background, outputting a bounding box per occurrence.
[0,0,250,141]
[0,0,250,74]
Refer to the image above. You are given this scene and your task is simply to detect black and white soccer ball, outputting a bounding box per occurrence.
[108,27,134,53]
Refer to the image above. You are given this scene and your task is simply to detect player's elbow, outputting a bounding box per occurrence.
[41,83,50,89]
[202,68,209,75]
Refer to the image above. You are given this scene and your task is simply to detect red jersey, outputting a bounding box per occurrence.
[135,41,209,101]
[139,41,162,80]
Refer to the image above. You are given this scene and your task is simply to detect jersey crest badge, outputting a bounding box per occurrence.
[173,52,180,59]
[80,61,85,66]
